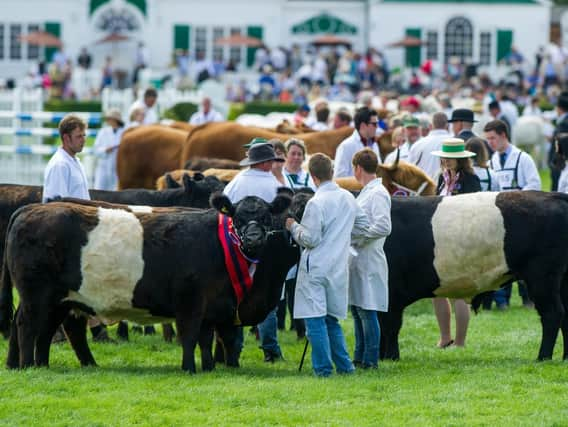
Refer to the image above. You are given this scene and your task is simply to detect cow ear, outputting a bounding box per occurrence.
[269,194,292,215]
[182,173,195,193]
[193,172,205,181]
[276,186,294,198]
[166,174,181,188]
[210,192,235,216]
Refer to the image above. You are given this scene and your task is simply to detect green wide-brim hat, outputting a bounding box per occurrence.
[431,138,476,158]
[243,137,268,149]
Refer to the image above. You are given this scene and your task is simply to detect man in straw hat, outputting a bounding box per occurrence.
[93,109,125,190]
[223,139,286,363]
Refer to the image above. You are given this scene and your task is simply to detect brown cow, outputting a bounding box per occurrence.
[117,125,190,189]
[157,160,436,196]
[274,120,315,134]
[183,157,240,171]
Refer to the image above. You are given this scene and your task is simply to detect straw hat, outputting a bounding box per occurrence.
[431,138,476,158]
[103,109,124,126]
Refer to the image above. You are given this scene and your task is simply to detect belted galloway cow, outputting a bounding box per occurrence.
[381,191,568,362]
[0,192,293,373]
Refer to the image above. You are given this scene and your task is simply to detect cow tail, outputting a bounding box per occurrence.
[0,206,21,339]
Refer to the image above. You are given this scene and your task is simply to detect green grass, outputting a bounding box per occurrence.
[1,295,568,426]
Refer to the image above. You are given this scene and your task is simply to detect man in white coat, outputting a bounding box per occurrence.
[333,107,381,178]
[189,97,224,125]
[93,109,125,190]
[286,153,375,377]
[349,149,392,369]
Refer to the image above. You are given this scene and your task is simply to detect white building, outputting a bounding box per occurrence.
[0,0,552,80]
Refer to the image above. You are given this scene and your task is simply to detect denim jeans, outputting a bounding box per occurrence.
[351,305,380,368]
[494,280,530,307]
[258,308,282,356]
[305,315,355,377]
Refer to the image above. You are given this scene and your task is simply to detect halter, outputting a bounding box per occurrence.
[230,221,262,264]
[390,180,429,197]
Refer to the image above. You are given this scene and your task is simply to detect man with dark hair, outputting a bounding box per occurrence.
[550,91,568,191]
[128,88,159,124]
[333,110,352,129]
[312,106,330,131]
[488,100,511,135]
[285,153,375,377]
[333,107,381,178]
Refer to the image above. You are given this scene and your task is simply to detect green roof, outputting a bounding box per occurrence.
[383,0,539,3]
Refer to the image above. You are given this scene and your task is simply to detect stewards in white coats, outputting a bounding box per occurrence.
[285,153,377,377]
[383,116,422,164]
[349,149,392,369]
[93,109,125,190]
[189,97,224,125]
[128,88,158,124]
[484,119,541,191]
[333,107,381,178]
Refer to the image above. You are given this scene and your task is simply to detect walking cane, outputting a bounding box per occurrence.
[298,337,309,372]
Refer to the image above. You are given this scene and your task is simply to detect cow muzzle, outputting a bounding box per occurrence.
[238,220,267,253]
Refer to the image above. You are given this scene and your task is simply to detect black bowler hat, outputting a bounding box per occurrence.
[239,143,285,167]
[448,108,477,123]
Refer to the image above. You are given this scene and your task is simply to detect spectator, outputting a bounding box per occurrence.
[133,42,149,85]
[189,97,224,125]
[93,109,125,191]
[100,56,113,91]
[384,116,421,163]
[77,47,92,69]
[333,110,352,129]
[311,106,330,131]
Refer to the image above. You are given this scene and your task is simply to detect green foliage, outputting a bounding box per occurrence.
[1,296,568,425]
[227,101,298,120]
[162,102,198,122]
[43,100,102,113]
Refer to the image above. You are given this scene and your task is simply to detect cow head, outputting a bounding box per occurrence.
[377,160,436,197]
[210,192,292,256]
[287,187,314,222]
[166,174,225,209]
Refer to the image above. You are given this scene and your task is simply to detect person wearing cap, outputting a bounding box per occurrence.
[93,109,125,190]
[448,108,478,143]
[189,97,224,125]
[384,116,421,164]
[333,107,381,178]
[408,112,452,180]
[223,140,286,362]
[293,104,311,127]
[431,138,481,348]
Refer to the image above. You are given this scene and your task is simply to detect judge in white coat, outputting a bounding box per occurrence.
[189,97,224,125]
[333,107,381,178]
[349,149,392,369]
[93,109,125,190]
[286,153,376,377]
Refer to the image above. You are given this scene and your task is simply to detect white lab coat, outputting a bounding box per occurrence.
[43,148,90,202]
[489,145,541,191]
[223,168,280,203]
[93,126,124,190]
[129,100,158,124]
[291,181,372,320]
[348,178,392,312]
[384,142,410,164]
[189,109,224,125]
[333,130,381,178]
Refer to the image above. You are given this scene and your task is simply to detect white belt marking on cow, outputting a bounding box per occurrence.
[432,192,510,298]
[67,207,146,322]
[128,205,153,214]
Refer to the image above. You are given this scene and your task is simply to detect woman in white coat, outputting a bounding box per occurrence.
[349,148,392,369]
[93,109,124,190]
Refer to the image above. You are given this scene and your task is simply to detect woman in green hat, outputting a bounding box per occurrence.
[430,138,481,348]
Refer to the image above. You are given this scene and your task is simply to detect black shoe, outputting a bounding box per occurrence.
[353,360,362,368]
[263,351,283,363]
[92,326,116,343]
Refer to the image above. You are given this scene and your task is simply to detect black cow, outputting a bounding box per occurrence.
[381,191,568,362]
[0,192,292,373]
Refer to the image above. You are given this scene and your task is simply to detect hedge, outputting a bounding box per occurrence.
[162,102,198,122]
[227,102,298,121]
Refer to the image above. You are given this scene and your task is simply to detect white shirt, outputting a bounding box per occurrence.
[43,147,90,203]
[283,168,316,191]
[348,178,392,312]
[489,145,541,191]
[384,142,410,165]
[407,129,451,180]
[223,168,281,203]
[333,130,381,178]
[311,121,329,131]
[473,166,500,192]
[93,126,124,190]
[189,109,224,126]
[291,181,372,320]
[129,100,158,125]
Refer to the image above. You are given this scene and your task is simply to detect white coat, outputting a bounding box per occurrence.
[223,168,280,203]
[489,145,541,191]
[291,181,372,320]
[43,148,90,202]
[189,109,224,125]
[384,142,410,164]
[333,130,381,178]
[407,129,451,180]
[348,178,392,312]
[93,125,124,190]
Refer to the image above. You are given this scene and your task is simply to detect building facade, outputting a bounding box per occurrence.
[0,0,552,80]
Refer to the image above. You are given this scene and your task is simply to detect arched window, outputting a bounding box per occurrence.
[444,17,473,64]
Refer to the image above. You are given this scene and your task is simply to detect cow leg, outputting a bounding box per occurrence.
[34,306,69,367]
[117,321,129,341]
[162,323,175,343]
[17,301,44,369]
[198,323,215,372]
[6,307,20,369]
[63,315,97,367]
[559,279,568,360]
[176,308,205,373]
[215,324,240,368]
[526,272,564,361]
[378,307,403,361]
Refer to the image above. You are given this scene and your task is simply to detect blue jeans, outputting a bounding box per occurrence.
[258,308,282,356]
[494,281,530,307]
[305,315,355,377]
[351,305,380,368]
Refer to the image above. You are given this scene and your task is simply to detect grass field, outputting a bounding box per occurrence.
[1,295,567,426]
